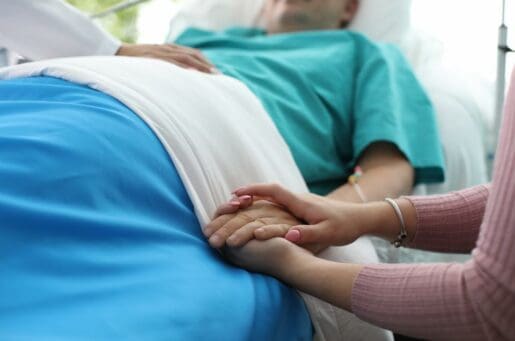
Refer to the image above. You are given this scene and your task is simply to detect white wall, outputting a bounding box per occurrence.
[135,0,515,83]
[137,0,179,43]
[411,0,515,82]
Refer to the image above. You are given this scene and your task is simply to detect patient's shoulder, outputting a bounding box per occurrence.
[344,31,407,66]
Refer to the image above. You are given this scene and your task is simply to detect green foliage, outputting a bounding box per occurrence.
[65,0,139,43]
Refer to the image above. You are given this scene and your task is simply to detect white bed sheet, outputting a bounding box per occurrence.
[0,57,393,341]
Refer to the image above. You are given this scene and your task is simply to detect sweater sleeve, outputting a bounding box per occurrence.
[404,184,490,253]
[350,69,515,340]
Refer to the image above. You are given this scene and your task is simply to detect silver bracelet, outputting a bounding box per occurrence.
[384,198,408,248]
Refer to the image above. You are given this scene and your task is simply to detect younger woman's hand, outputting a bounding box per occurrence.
[232,184,367,247]
[205,200,301,249]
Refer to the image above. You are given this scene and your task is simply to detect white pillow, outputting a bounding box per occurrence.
[349,0,412,43]
[167,0,412,44]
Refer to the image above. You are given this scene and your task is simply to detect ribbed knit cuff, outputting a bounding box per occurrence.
[404,185,489,253]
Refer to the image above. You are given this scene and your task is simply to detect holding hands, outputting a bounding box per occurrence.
[205,183,416,254]
[205,183,416,287]
[205,184,372,252]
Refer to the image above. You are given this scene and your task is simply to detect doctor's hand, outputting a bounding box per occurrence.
[116,43,217,74]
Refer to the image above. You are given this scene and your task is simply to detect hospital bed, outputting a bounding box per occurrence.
[165,0,494,265]
[0,0,503,340]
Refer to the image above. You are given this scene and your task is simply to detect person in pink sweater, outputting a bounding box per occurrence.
[205,71,515,340]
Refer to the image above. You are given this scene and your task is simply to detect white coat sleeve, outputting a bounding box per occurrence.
[0,0,121,60]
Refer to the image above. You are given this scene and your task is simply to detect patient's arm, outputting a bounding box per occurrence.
[206,142,413,253]
[327,142,414,203]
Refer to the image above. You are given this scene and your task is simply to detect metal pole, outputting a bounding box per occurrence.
[91,0,152,19]
[494,0,508,144]
[492,0,513,168]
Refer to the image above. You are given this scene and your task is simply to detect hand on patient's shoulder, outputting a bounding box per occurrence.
[232,184,367,248]
[116,43,218,74]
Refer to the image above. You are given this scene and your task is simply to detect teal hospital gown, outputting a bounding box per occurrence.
[175,27,445,195]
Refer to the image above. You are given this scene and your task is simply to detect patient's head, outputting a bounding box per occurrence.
[262,0,359,34]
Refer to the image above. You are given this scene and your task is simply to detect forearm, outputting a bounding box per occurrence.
[333,184,489,253]
[328,156,414,203]
[404,184,490,253]
[276,250,363,311]
[351,261,487,340]
[276,250,486,340]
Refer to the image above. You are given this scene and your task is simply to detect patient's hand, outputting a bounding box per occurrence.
[224,238,312,280]
[204,200,301,249]
[116,43,218,74]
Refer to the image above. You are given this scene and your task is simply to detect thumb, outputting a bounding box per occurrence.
[285,222,333,245]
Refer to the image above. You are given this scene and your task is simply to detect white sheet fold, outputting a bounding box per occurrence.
[0,57,391,341]
[0,56,308,226]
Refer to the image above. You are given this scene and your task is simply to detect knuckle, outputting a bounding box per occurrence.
[215,227,230,239]
[237,212,255,222]
[255,217,270,226]
[176,54,189,62]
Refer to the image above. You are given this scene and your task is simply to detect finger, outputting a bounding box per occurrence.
[171,45,214,66]
[161,52,211,72]
[302,243,324,255]
[204,213,234,238]
[236,195,253,209]
[185,48,215,67]
[174,54,214,74]
[213,201,241,218]
[285,222,333,245]
[226,221,263,247]
[234,184,307,216]
[254,224,291,240]
[212,195,253,218]
[208,214,255,248]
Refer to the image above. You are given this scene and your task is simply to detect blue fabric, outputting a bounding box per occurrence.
[0,77,312,340]
[176,28,445,195]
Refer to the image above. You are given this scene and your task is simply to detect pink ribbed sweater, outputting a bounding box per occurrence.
[351,71,515,341]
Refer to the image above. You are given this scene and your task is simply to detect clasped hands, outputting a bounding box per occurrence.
[203,184,369,274]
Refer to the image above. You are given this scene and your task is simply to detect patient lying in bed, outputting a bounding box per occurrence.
[0,1,444,340]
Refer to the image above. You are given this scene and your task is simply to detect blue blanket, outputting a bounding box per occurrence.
[0,77,312,340]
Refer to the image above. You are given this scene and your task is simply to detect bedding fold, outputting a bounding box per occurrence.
[0,56,308,226]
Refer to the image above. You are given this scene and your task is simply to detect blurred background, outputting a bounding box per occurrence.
[65,0,514,84]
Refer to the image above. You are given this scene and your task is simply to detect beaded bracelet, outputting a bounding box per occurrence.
[348,166,367,203]
[384,198,408,248]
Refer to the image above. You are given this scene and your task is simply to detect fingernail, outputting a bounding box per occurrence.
[230,201,240,206]
[210,67,221,74]
[227,236,237,245]
[285,229,301,242]
[255,228,264,234]
[240,195,251,201]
